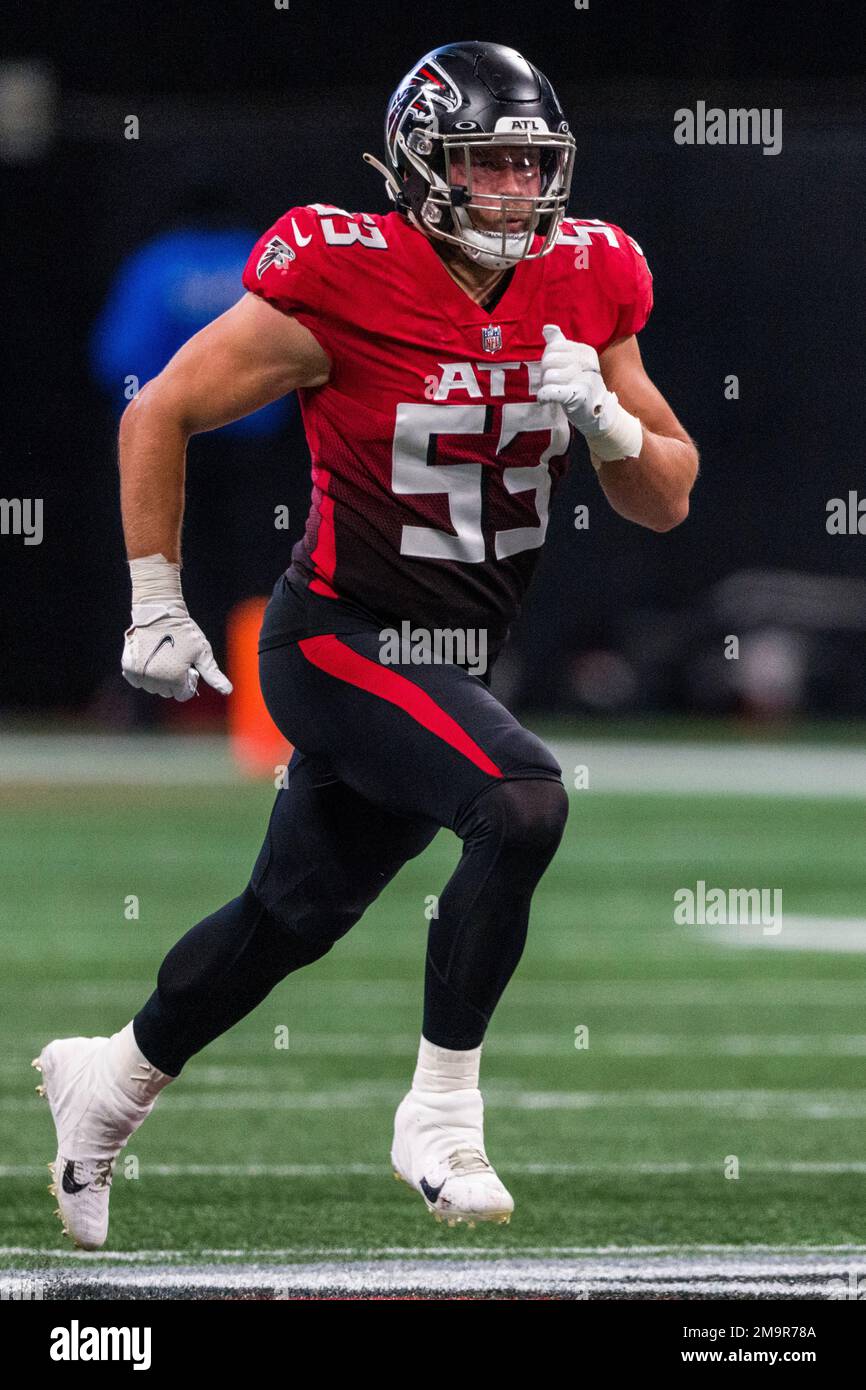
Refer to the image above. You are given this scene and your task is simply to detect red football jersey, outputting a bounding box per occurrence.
[242,205,652,654]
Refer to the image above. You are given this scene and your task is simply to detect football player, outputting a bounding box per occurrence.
[33,41,698,1246]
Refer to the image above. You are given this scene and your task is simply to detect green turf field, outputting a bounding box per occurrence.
[2,747,866,1295]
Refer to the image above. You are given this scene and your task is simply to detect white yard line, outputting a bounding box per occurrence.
[2,1252,864,1297]
[0,735,237,786]
[710,916,866,953]
[11,1034,866,1070]
[8,1085,866,1116]
[8,978,866,1006]
[553,739,866,799]
[4,1160,866,1179]
[10,1034,866,1061]
[8,1033,866,1070]
[4,733,866,798]
[5,1243,866,1260]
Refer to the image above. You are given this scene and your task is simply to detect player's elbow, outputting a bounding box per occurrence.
[119,387,145,464]
[120,376,161,433]
[119,376,150,422]
[119,376,191,459]
[649,439,697,530]
[649,494,690,532]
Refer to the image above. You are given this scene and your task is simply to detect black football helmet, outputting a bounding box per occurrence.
[363,41,575,268]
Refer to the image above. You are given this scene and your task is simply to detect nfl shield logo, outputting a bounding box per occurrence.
[481,324,502,354]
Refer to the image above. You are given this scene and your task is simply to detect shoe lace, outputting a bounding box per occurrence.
[91,1159,115,1190]
[447,1146,492,1177]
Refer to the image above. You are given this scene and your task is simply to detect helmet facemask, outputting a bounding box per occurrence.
[407,131,575,268]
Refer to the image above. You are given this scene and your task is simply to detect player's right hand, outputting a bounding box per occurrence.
[121,601,233,702]
[537,325,614,433]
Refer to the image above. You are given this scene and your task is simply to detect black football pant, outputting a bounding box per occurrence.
[134,576,569,1076]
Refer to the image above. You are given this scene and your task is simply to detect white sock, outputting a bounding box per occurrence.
[102,1022,176,1107]
[412,1035,482,1093]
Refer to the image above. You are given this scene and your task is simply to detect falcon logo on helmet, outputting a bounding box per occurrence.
[364,41,576,269]
[385,58,462,167]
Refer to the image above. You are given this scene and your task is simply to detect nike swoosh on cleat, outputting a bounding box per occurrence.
[142,633,175,674]
[61,1160,90,1195]
[420,1175,445,1203]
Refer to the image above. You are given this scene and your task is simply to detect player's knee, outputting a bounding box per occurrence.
[504,778,569,854]
[464,776,569,859]
[249,873,364,954]
[153,883,332,1007]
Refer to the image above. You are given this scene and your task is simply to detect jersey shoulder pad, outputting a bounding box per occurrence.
[554,216,653,338]
[243,205,391,314]
[242,205,328,316]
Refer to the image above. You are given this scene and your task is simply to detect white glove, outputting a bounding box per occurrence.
[121,554,233,702]
[537,324,643,463]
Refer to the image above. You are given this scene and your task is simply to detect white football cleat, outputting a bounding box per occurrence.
[31,1025,173,1250]
[391,1086,514,1227]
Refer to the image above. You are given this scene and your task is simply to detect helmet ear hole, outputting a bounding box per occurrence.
[407,131,433,157]
[401,167,429,217]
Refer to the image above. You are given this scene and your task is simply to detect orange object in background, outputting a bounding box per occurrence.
[227,597,293,777]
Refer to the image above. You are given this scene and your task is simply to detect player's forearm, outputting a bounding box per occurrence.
[592,429,697,532]
[118,384,189,563]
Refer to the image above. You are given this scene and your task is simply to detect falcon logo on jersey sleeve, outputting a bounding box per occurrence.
[256,235,296,279]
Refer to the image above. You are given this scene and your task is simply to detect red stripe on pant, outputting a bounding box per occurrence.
[298,635,503,779]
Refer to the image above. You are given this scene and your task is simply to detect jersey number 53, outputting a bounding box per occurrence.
[392,402,570,563]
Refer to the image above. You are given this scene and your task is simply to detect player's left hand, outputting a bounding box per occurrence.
[536,324,619,437]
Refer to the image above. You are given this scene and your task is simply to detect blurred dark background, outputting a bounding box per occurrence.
[3,0,866,725]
